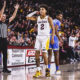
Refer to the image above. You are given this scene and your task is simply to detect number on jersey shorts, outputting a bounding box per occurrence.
[35,35,50,51]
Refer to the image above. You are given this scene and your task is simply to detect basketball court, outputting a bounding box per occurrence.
[0,63,80,80]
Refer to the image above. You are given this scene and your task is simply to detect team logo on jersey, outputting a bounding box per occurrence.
[38,21,47,23]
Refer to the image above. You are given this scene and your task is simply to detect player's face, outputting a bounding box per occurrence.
[1,14,6,22]
[40,8,47,16]
[58,14,63,21]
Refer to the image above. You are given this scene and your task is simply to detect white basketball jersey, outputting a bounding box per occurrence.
[37,16,50,36]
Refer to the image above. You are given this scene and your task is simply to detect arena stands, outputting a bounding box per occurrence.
[0,0,80,63]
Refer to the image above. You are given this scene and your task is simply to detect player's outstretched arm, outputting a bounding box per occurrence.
[48,17,55,44]
[0,1,6,18]
[26,11,38,21]
[9,4,19,23]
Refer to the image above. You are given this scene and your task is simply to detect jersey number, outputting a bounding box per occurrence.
[40,24,44,30]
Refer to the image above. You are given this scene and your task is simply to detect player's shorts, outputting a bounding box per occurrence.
[49,35,59,51]
[35,35,50,52]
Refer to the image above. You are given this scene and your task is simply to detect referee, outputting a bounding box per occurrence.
[0,1,19,73]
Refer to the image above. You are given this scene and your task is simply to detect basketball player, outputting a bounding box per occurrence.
[26,4,55,77]
[48,10,63,74]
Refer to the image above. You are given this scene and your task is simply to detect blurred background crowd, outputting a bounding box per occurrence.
[0,0,80,63]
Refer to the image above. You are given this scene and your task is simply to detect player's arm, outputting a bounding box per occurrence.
[26,11,38,21]
[48,17,55,44]
[0,1,6,18]
[55,25,62,41]
[9,4,19,23]
[26,17,37,21]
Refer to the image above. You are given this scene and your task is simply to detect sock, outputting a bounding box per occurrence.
[37,67,41,71]
[48,64,51,69]
[56,66,59,71]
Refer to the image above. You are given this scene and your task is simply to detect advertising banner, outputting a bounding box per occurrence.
[7,48,54,67]
[7,49,25,66]
[26,49,44,65]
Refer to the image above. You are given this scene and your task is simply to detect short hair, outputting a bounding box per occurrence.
[55,10,63,16]
[40,4,48,11]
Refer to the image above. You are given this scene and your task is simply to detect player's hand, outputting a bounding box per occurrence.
[51,39,54,44]
[4,1,6,5]
[14,4,19,10]
[3,0,6,7]
[51,36,54,44]
[36,11,40,15]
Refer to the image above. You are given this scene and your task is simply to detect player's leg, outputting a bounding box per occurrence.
[54,50,61,75]
[35,50,40,70]
[48,35,53,69]
[42,50,48,67]
[48,49,52,69]
[54,50,60,72]
[42,36,50,77]
[53,36,61,74]
[42,50,50,77]
[33,36,41,78]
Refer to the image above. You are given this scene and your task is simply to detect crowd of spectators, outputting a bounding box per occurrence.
[0,0,38,46]
[0,0,80,63]
[0,0,79,46]
[59,27,80,64]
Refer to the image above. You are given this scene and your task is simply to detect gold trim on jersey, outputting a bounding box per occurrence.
[45,37,50,50]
